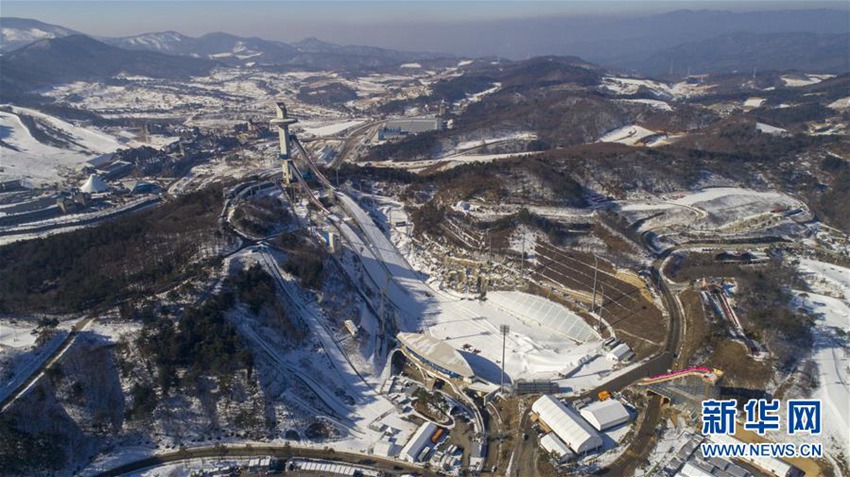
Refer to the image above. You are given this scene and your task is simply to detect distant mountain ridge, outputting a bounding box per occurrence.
[1,11,848,83]
[105,31,301,65]
[0,35,217,96]
[1,16,453,71]
[103,31,451,69]
[0,17,80,51]
[611,31,850,76]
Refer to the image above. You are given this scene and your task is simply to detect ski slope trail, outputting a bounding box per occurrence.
[255,248,394,429]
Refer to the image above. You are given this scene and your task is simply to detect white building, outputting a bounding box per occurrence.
[579,399,631,431]
[532,395,602,454]
[399,421,438,463]
[607,342,634,362]
[539,432,574,463]
[710,434,801,477]
[343,319,359,337]
[678,461,716,477]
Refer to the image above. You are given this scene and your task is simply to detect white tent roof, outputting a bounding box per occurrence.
[532,395,602,454]
[399,421,437,463]
[80,174,109,193]
[608,342,633,361]
[678,462,716,477]
[579,399,631,431]
[539,432,574,461]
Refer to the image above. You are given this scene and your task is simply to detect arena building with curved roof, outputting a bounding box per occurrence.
[397,332,475,383]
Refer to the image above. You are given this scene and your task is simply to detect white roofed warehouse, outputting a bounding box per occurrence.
[532,395,602,454]
[539,432,574,463]
[579,399,631,431]
[397,332,475,383]
[399,421,438,463]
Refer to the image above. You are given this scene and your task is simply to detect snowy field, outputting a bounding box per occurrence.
[0,317,86,409]
[0,107,121,183]
[780,74,835,87]
[597,125,658,146]
[300,119,366,137]
[617,99,673,111]
[795,259,850,456]
[0,319,39,352]
[453,132,537,152]
[756,122,788,136]
[616,187,806,231]
[0,105,177,184]
[600,76,714,99]
[828,96,850,111]
[366,151,544,174]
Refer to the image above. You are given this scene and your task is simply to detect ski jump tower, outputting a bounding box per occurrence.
[270,101,298,184]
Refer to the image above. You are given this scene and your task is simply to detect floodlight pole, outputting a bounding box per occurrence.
[599,284,606,333]
[500,324,510,393]
[591,254,599,314]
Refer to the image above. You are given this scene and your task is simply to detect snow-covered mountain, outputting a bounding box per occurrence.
[0,17,80,52]
[105,31,300,65]
[104,31,193,55]
[0,35,217,96]
[106,31,449,69]
[1,17,452,71]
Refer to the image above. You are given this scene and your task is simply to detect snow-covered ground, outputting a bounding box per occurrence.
[0,104,178,185]
[600,76,714,99]
[743,97,766,108]
[617,99,673,111]
[0,317,86,409]
[756,122,788,136]
[453,132,537,152]
[366,151,544,174]
[300,119,366,137]
[828,96,850,111]
[335,192,631,391]
[597,125,657,146]
[780,74,835,88]
[1,107,119,183]
[617,187,806,232]
[0,320,39,352]
[794,259,850,456]
[601,77,673,98]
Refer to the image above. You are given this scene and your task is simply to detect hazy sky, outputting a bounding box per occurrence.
[4,1,846,41]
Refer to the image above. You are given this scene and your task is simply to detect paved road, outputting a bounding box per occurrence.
[511,405,541,477]
[87,444,437,477]
[596,394,664,476]
[0,315,96,412]
[594,257,685,475]
[0,197,160,238]
[329,120,384,169]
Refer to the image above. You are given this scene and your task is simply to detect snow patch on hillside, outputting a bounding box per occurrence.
[827,96,850,111]
[617,99,673,111]
[300,119,365,137]
[756,122,788,136]
[781,74,835,87]
[0,107,124,183]
[597,125,657,146]
[794,259,850,456]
